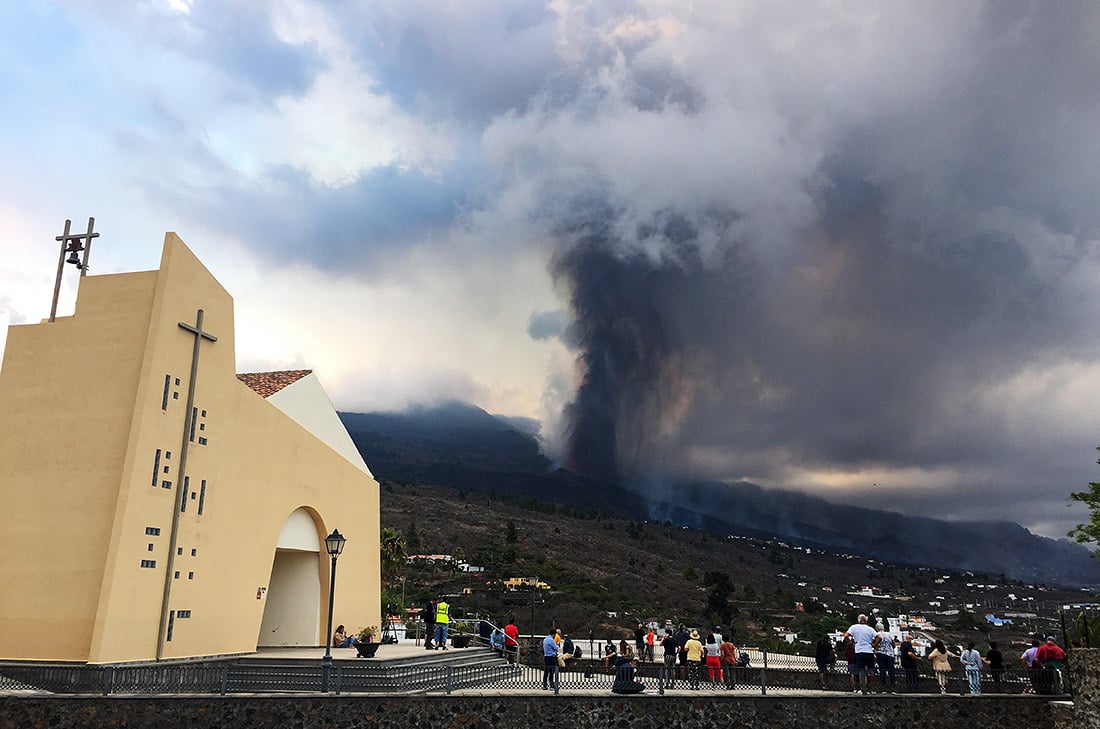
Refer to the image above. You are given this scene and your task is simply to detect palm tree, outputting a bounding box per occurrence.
[379,527,407,588]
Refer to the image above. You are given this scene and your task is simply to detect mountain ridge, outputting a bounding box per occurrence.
[339,401,1100,588]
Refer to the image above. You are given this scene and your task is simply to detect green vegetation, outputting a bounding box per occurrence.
[1069,446,1100,557]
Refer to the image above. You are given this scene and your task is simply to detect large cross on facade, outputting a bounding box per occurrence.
[157,309,218,659]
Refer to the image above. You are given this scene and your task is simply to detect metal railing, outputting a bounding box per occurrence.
[0,653,1071,697]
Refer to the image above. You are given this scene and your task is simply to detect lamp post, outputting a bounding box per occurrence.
[321,528,346,693]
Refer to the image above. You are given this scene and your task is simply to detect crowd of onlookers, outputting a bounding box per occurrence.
[448,609,1071,696]
[833,613,1069,695]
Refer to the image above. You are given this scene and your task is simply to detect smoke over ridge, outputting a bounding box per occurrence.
[491,2,1100,529]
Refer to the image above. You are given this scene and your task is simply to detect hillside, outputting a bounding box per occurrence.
[341,402,1100,588]
[379,482,1083,650]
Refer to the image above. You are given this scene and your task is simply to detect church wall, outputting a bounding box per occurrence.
[266,373,372,474]
[0,233,380,664]
[0,271,158,661]
[88,236,240,663]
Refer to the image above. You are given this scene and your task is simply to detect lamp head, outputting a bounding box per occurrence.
[325,529,347,557]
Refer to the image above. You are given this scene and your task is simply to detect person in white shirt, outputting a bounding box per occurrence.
[844,614,878,695]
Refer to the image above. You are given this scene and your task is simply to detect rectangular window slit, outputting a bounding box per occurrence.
[162,375,171,410]
[151,449,161,487]
[198,480,207,515]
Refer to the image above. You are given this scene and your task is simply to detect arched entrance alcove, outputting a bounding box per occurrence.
[257,508,323,647]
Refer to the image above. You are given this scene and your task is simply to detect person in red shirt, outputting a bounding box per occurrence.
[1036,636,1066,667]
[503,617,520,665]
[1035,636,1067,694]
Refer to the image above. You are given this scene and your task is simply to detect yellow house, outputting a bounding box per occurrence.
[0,233,380,663]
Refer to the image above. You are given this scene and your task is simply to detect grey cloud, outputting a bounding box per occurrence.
[335,2,563,123]
[146,1,325,101]
[527,309,569,342]
[151,157,483,276]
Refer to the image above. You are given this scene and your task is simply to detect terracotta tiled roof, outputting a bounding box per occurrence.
[236,370,312,398]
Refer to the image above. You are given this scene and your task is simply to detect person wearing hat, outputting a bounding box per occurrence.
[1036,636,1067,694]
[684,629,704,690]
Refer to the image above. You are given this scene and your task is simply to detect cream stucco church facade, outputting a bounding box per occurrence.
[0,233,380,663]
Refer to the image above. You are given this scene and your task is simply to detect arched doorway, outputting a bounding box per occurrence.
[258,508,323,647]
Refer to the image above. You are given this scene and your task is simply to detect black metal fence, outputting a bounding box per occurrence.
[0,655,1071,697]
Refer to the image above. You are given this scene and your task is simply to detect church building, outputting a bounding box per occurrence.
[0,232,380,663]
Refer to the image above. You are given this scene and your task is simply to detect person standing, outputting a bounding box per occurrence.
[960,641,984,694]
[720,634,739,689]
[542,627,561,690]
[815,634,836,690]
[872,624,897,693]
[645,626,656,662]
[1036,635,1067,694]
[985,641,1004,692]
[634,623,645,661]
[899,635,921,691]
[704,633,723,684]
[423,600,436,650]
[1021,638,1042,694]
[843,635,857,692]
[843,614,878,695]
[684,630,705,690]
[674,624,691,682]
[503,616,519,664]
[660,628,679,688]
[433,597,450,650]
[927,639,958,694]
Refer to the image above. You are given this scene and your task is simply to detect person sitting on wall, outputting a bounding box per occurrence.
[333,624,356,648]
[611,654,645,694]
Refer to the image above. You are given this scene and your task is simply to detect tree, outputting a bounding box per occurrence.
[379,527,407,588]
[1069,447,1100,556]
[505,520,518,544]
[703,570,734,626]
[405,520,422,554]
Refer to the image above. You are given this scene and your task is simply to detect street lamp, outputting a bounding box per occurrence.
[321,528,346,693]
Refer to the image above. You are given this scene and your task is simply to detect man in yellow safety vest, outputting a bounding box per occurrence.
[434,599,450,649]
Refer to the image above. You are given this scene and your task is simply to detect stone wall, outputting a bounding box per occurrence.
[1062,648,1099,729]
[0,694,1056,729]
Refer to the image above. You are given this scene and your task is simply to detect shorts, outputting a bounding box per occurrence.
[847,662,859,674]
[855,653,876,672]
